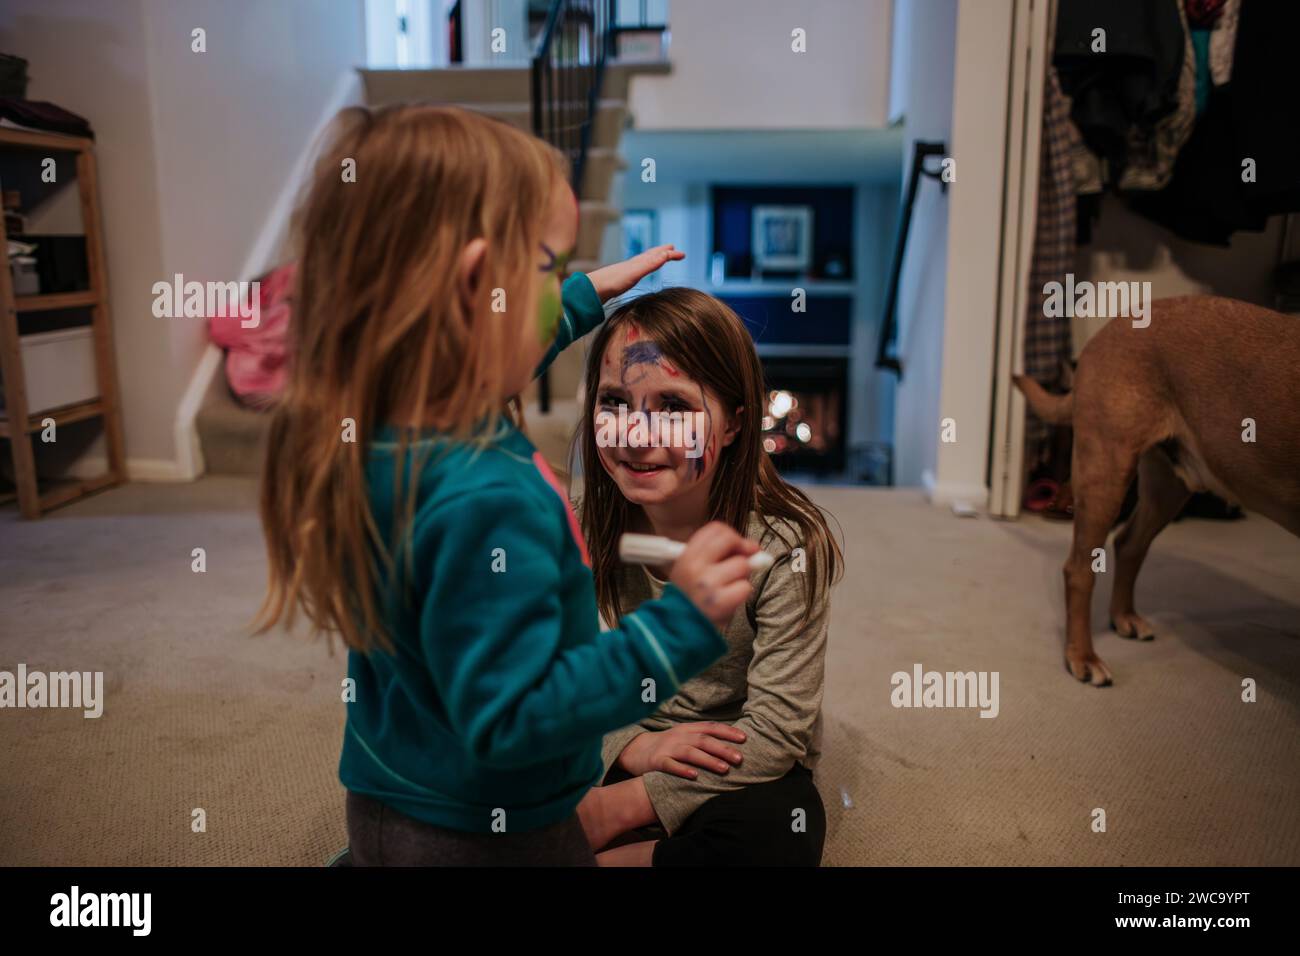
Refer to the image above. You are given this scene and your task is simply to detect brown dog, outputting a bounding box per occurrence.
[1015,295,1300,686]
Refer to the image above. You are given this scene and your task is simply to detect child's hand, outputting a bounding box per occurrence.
[669,522,760,629]
[586,244,685,302]
[618,724,747,778]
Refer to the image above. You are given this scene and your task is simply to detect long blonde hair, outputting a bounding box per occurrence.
[257,105,567,651]
[575,288,843,624]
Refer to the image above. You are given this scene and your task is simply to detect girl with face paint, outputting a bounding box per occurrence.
[573,288,844,867]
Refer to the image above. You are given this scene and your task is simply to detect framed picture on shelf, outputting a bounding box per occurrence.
[623,209,656,257]
[622,209,660,291]
[752,205,812,273]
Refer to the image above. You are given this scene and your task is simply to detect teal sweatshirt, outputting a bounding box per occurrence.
[339,273,727,833]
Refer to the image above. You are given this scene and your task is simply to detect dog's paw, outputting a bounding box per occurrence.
[1110,611,1157,641]
[1065,651,1113,687]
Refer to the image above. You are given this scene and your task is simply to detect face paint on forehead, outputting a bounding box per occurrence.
[617,334,682,387]
[620,340,664,386]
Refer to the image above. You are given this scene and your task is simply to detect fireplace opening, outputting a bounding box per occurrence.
[759,357,847,475]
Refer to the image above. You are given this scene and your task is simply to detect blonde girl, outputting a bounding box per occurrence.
[258,106,758,865]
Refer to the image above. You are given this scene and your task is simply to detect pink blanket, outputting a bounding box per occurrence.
[208,262,295,408]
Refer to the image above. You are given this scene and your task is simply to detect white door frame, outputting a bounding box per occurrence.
[988,0,1054,518]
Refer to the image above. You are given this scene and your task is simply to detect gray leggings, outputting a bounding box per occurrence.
[345,791,596,866]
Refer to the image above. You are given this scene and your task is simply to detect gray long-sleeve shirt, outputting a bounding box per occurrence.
[599,513,829,834]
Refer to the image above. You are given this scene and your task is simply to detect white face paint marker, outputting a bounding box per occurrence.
[618,533,774,572]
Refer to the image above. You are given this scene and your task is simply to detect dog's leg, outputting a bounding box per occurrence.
[1063,438,1136,687]
[1109,449,1190,641]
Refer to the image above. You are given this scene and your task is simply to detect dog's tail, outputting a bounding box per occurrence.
[1012,374,1073,425]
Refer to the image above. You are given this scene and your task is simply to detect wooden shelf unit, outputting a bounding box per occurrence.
[0,125,125,518]
[15,289,100,312]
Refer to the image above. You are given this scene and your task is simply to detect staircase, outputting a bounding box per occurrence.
[195,59,664,478]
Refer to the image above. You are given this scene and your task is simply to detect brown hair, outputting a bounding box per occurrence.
[575,287,842,623]
[257,104,567,651]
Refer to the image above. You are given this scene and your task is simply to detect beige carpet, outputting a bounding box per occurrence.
[1,478,1297,865]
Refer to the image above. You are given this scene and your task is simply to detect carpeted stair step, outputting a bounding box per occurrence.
[194,382,270,477]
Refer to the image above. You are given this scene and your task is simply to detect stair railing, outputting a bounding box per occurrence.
[531,0,614,412]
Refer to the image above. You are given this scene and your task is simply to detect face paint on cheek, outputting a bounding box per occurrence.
[693,386,714,479]
[537,282,562,346]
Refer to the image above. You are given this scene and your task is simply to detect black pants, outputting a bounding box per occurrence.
[603,765,826,866]
[345,791,595,866]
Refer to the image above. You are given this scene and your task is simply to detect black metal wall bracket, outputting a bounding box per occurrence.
[918,150,950,194]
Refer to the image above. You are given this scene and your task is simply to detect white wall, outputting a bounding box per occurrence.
[854,186,900,447]
[627,0,893,130]
[889,0,957,488]
[887,0,912,125]
[616,0,669,25]
[1,0,365,475]
[141,0,367,383]
[462,0,529,65]
[366,0,447,68]
[889,0,1015,501]
[930,0,1014,503]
